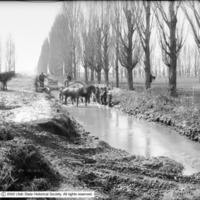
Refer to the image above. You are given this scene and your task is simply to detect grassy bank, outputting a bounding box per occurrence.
[111,86,200,143]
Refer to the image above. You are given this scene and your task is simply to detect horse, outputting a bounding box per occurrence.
[59,87,79,105]
[0,71,15,91]
[76,85,96,106]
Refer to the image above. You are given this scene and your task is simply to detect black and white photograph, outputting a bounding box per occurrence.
[0,1,200,199]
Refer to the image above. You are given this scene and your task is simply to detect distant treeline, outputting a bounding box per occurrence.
[37,1,200,97]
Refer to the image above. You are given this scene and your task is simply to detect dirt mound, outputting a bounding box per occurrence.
[0,142,61,191]
[37,114,80,143]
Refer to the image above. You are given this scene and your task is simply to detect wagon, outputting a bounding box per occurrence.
[47,78,59,91]
[35,77,59,93]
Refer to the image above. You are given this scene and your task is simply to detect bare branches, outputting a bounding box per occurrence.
[119,1,142,71]
[182,2,200,49]
[154,1,170,28]
[162,50,170,67]
[158,31,170,56]
[119,31,128,52]
[176,20,188,55]
[175,1,182,16]
[119,47,128,69]
[132,42,143,70]
[136,2,146,50]
[154,0,184,70]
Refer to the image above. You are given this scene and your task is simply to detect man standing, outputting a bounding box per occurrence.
[95,87,100,104]
[39,72,47,87]
[64,73,72,87]
[107,88,113,107]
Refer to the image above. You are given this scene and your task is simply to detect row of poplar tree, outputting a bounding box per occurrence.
[0,35,15,73]
[37,1,200,97]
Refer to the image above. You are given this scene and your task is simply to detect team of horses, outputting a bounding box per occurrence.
[59,85,96,106]
[51,74,157,107]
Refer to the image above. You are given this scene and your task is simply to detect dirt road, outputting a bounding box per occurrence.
[0,76,200,200]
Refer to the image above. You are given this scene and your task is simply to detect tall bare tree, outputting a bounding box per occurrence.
[49,14,69,76]
[62,2,78,79]
[111,1,121,87]
[102,2,112,86]
[154,1,185,97]
[6,35,15,72]
[37,38,49,74]
[94,24,103,84]
[82,26,90,83]
[137,1,153,90]
[119,2,142,90]
[85,4,98,83]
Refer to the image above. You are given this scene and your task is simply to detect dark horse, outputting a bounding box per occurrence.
[59,87,79,105]
[0,71,15,90]
[59,85,96,106]
[76,85,96,106]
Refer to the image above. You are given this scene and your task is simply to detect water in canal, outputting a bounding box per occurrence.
[66,103,200,175]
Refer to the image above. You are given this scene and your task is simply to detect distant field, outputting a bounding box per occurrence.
[120,77,200,88]
[106,77,200,101]
[106,77,200,90]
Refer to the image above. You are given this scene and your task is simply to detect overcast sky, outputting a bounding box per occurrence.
[0,1,62,75]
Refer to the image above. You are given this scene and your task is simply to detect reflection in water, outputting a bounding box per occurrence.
[67,104,200,175]
[145,137,151,158]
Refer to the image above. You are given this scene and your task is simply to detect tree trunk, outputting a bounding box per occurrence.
[73,48,76,81]
[144,2,151,90]
[144,50,151,89]
[97,70,101,84]
[127,68,134,90]
[169,26,177,96]
[67,51,73,78]
[145,65,151,90]
[90,68,94,83]
[84,66,88,84]
[115,40,119,87]
[77,65,79,78]
[168,60,177,97]
[116,61,119,88]
[169,4,177,97]
[105,70,109,86]
[74,62,77,81]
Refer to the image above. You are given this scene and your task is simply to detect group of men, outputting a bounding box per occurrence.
[95,86,113,106]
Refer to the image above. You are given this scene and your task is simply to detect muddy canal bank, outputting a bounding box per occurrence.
[0,77,200,200]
